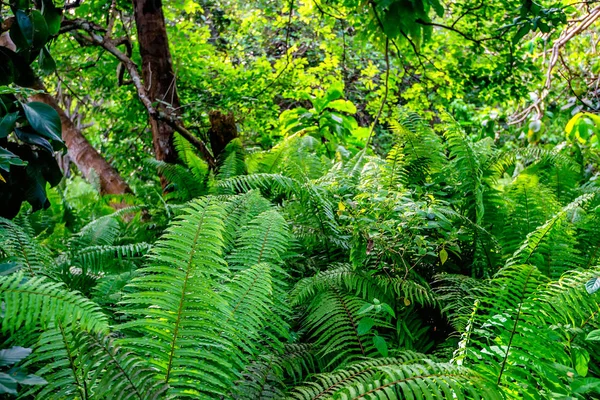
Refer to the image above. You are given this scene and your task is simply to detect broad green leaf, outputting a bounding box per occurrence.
[572,346,589,377]
[380,303,395,318]
[15,10,33,46]
[31,10,49,49]
[586,277,600,294]
[42,0,62,36]
[0,347,31,367]
[15,128,54,153]
[0,112,18,138]
[0,373,17,395]
[572,377,600,394]
[38,46,56,75]
[327,99,357,114]
[357,317,375,335]
[586,329,600,341]
[439,248,448,265]
[21,101,62,141]
[373,335,388,357]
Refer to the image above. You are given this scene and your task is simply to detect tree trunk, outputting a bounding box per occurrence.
[132,0,180,164]
[208,110,238,161]
[30,81,131,195]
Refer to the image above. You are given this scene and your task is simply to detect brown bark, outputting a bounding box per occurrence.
[132,0,180,164]
[60,18,216,169]
[30,81,131,195]
[208,111,238,161]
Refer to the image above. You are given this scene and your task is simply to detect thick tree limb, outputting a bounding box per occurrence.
[29,80,132,195]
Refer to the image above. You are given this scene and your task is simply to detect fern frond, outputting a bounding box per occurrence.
[292,264,435,308]
[146,158,208,201]
[71,214,121,247]
[288,353,500,399]
[304,289,388,367]
[222,263,282,356]
[0,217,55,276]
[0,273,108,334]
[118,197,238,397]
[218,138,247,180]
[228,210,290,270]
[73,243,151,272]
[24,327,166,399]
[507,193,594,269]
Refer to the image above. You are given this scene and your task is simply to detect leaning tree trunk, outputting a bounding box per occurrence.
[132,0,180,164]
[30,81,131,195]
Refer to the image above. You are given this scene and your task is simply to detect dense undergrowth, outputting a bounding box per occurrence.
[3,112,600,399]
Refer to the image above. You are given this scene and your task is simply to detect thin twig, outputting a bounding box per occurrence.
[366,38,390,148]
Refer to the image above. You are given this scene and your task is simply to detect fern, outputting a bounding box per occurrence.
[0,273,108,334]
[0,217,55,276]
[506,193,594,271]
[303,288,389,367]
[118,197,236,397]
[455,264,600,398]
[23,328,165,399]
[288,353,500,399]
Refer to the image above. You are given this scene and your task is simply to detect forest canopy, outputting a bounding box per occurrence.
[2,0,600,398]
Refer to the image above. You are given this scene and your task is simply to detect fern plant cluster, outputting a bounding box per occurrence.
[3,111,600,398]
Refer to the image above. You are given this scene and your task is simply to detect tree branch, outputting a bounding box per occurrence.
[61,18,216,168]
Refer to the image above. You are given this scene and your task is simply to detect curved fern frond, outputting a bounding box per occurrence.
[454,265,600,397]
[507,193,594,269]
[304,289,388,367]
[222,263,283,357]
[24,327,166,399]
[292,264,435,308]
[218,138,247,180]
[72,243,151,272]
[146,158,208,201]
[0,217,55,276]
[228,210,290,270]
[71,214,121,247]
[288,353,500,399]
[0,273,108,334]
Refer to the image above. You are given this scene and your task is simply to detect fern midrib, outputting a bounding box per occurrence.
[496,266,535,385]
[164,206,209,384]
[226,271,262,324]
[12,227,34,276]
[333,289,365,356]
[350,372,469,400]
[524,217,558,264]
[312,361,402,400]
[257,223,273,264]
[86,332,146,400]
[58,322,89,400]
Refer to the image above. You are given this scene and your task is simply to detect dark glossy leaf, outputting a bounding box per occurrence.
[0,112,18,139]
[31,10,49,49]
[15,128,54,153]
[15,10,33,46]
[0,347,31,367]
[0,50,15,85]
[21,102,62,141]
[38,46,56,75]
[0,373,17,395]
[586,277,600,294]
[42,0,62,36]
[0,147,27,170]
